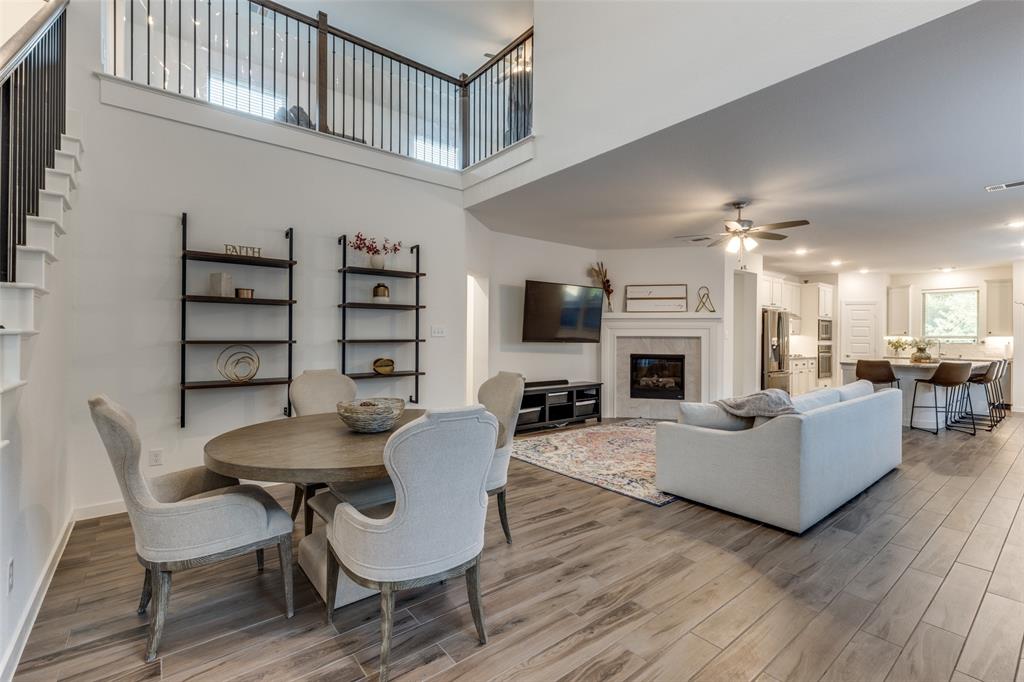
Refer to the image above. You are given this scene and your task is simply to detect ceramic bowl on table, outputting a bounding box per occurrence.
[337,398,406,433]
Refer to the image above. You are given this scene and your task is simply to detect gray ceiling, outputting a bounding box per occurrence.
[467,1,1024,275]
[287,0,533,77]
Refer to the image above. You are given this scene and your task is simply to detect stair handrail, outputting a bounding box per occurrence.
[0,0,69,85]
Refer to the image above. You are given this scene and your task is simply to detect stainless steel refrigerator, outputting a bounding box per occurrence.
[761,309,792,392]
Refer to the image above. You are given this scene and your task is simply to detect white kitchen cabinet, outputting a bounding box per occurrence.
[789,357,818,395]
[986,279,1012,336]
[782,281,802,333]
[771,279,784,309]
[801,283,834,321]
[819,285,834,319]
[887,285,911,336]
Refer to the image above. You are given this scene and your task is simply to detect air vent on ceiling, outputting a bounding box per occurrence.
[986,179,1024,192]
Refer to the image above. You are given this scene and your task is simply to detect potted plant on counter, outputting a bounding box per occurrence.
[909,337,937,363]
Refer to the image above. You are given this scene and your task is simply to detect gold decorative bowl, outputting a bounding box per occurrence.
[337,398,405,433]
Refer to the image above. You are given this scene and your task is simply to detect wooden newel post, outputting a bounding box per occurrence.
[459,73,469,169]
[317,12,329,134]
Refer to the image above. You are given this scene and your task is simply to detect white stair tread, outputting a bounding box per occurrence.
[17,245,58,262]
[0,329,38,336]
[0,441,10,450]
[48,167,77,190]
[40,188,71,210]
[0,281,49,296]
[27,214,65,236]
[55,149,82,172]
[0,380,28,394]
[61,133,85,153]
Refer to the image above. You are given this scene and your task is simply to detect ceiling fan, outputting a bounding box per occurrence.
[677,201,810,253]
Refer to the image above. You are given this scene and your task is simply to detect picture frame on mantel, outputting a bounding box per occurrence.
[624,284,688,312]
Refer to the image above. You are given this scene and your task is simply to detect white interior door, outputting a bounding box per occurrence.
[842,302,878,361]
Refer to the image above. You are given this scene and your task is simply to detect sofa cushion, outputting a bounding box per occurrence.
[791,388,841,413]
[838,380,875,402]
[678,402,753,431]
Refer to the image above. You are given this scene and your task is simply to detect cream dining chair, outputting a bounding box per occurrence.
[324,406,498,682]
[307,372,525,544]
[289,369,362,534]
[87,395,294,662]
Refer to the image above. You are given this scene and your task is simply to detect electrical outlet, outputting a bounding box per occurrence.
[430,325,447,338]
[148,449,164,467]
[8,559,13,593]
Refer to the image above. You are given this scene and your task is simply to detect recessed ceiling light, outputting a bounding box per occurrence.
[940,267,954,273]
[795,248,808,256]
[1008,220,1024,228]
[830,259,842,267]
[859,268,869,274]
[986,180,1024,192]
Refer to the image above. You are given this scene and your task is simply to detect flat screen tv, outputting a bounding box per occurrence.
[522,280,604,343]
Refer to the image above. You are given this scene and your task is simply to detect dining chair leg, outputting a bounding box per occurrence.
[137,568,153,615]
[466,557,487,645]
[497,490,512,545]
[256,548,265,573]
[304,486,315,536]
[325,549,339,627]
[379,583,396,682]
[278,535,294,618]
[290,484,304,520]
[145,570,172,663]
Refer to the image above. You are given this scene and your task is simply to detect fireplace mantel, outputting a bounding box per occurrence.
[600,314,724,417]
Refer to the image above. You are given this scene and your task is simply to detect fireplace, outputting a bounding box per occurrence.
[630,354,685,400]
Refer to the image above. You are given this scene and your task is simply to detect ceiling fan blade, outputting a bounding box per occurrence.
[723,221,743,231]
[752,220,810,231]
[706,235,730,248]
[750,232,788,241]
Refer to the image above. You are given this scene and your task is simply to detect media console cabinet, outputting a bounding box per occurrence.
[515,380,603,434]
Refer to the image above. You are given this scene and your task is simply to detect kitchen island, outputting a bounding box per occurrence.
[839,358,1011,430]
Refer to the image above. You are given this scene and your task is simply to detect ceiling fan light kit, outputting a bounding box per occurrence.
[674,200,811,252]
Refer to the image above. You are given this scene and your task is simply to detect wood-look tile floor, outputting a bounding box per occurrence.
[15,418,1024,681]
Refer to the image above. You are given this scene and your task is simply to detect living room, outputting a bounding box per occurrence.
[3,0,1024,680]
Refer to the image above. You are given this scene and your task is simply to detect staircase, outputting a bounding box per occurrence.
[0,109,83,446]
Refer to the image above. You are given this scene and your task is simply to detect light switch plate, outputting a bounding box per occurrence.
[430,326,447,338]
[149,449,164,467]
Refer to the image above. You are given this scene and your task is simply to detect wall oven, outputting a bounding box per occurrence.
[817,345,833,378]
[818,319,833,341]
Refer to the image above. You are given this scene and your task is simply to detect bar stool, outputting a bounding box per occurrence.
[910,361,975,436]
[855,360,901,389]
[994,359,1010,416]
[952,361,1002,431]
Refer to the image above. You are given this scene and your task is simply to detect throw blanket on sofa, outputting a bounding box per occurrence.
[713,389,796,418]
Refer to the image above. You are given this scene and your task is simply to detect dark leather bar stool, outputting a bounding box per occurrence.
[994,359,1010,416]
[910,361,975,436]
[952,361,1002,431]
[855,360,901,389]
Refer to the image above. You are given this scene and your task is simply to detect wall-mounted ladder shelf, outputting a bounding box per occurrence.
[180,213,295,427]
[338,234,424,403]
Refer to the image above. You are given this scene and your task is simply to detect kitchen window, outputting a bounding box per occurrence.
[923,288,979,343]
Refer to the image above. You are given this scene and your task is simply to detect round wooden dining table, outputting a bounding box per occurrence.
[204,409,425,484]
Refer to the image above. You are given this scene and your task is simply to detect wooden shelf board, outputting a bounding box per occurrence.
[346,371,425,379]
[182,377,291,390]
[340,266,424,278]
[338,339,425,344]
[183,340,295,345]
[339,302,424,311]
[184,295,295,306]
[184,250,295,268]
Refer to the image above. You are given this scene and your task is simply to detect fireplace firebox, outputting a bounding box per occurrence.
[630,354,685,400]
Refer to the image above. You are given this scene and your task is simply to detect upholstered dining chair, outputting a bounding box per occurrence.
[306,372,525,545]
[87,395,294,662]
[289,369,360,534]
[325,406,498,682]
[478,371,526,543]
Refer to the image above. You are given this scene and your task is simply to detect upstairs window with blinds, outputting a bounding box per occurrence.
[923,288,979,343]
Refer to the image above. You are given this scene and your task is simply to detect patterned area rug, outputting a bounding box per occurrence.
[512,419,678,506]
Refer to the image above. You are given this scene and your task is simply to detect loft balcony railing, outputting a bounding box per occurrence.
[1,0,68,282]
[103,0,532,170]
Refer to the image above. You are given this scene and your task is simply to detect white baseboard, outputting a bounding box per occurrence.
[0,514,74,682]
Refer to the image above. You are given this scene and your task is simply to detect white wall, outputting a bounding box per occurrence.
[0,0,47,46]
[466,0,970,205]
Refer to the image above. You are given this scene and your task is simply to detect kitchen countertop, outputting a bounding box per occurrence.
[839,358,1010,368]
